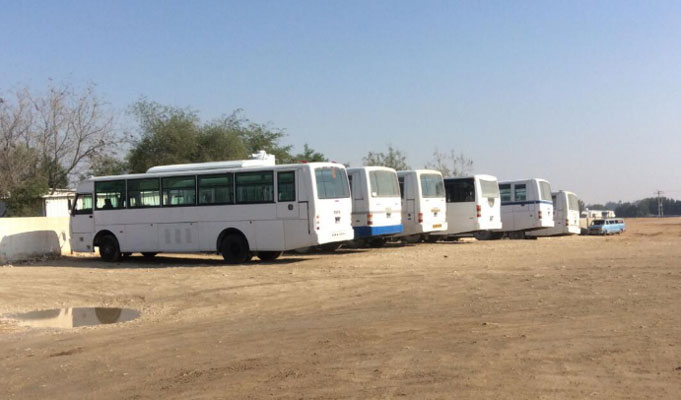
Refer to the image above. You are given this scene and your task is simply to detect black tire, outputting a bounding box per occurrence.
[474,231,495,241]
[425,235,440,243]
[508,231,526,240]
[368,237,387,248]
[99,234,121,262]
[320,242,342,252]
[142,252,158,259]
[220,233,251,264]
[257,251,283,261]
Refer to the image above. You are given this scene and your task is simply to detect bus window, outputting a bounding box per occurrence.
[277,171,295,202]
[479,179,499,199]
[198,174,233,205]
[236,171,274,203]
[539,181,552,201]
[398,177,405,199]
[567,194,579,211]
[315,167,349,199]
[445,178,474,203]
[420,174,445,198]
[499,184,511,202]
[95,180,126,210]
[514,184,527,202]
[369,170,399,197]
[162,176,196,206]
[127,178,160,208]
[72,194,93,215]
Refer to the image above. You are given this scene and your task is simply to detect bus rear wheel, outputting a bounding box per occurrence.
[257,251,283,261]
[99,234,121,262]
[368,237,387,248]
[142,252,157,258]
[320,242,342,252]
[220,234,251,264]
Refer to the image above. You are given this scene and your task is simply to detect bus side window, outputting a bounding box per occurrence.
[499,184,511,202]
[95,180,126,210]
[398,177,405,199]
[198,174,234,205]
[236,171,274,203]
[162,176,196,206]
[514,184,527,202]
[72,194,93,215]
[277,171,295,202]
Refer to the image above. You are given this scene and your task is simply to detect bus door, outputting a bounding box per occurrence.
[70,193,95,251]
[276,170,299,219]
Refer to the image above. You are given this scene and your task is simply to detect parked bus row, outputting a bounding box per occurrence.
[69,151,595,264]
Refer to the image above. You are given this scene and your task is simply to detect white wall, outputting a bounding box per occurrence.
[0,217,71,263]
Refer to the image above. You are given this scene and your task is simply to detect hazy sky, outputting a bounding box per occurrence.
[2,1,680,203]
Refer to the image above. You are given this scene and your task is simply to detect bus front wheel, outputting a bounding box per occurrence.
[257,251,283,261]
[220,234,251,264]
[99,234,121,262]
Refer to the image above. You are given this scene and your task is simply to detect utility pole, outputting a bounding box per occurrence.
[655,190,664,217]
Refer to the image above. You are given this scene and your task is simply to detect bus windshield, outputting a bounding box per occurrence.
[539,181,552,201]
[420,174,445,198]
[369,170,400,197]
[480,179,499,199]
[315,167,350,199]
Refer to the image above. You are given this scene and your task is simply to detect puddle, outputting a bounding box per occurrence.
[5,307,140,328]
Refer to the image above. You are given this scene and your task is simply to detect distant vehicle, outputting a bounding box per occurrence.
[496,178,555,239]
[587,218,626,235]
[582,209,616,219]
[346,166,403,247]
[528,190,581,237]
[70,152,354,263]
[431,175,502,240]
[395,170,448,240]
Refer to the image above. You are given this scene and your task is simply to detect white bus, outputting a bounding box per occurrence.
[69,155,354,263]
[432,175,502,240]
[395,170,447,240]
[497,178,554,239]
[528,190,581,237]
[346,166,403,246]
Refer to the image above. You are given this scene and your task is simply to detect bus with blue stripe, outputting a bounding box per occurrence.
[497,178,555,239]
[347,166,403,246]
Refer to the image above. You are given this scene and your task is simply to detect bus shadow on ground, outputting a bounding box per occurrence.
[27,255,310,269]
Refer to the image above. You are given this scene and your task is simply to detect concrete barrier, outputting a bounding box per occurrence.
[0,217,71,263]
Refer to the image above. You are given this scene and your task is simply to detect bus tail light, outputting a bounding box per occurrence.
[566,219,570,226]
[476,205,482,218]
[315,215,320,230]
[367,213,373,226]
[538,210,543,219]
[418,212,423,223]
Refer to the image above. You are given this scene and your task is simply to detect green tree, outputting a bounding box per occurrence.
[196,119,249,162]
[127,101,202,172]
[363,145,410,170]
[425,149,473,177]
[294,144,327,162]
[86,155,129,177]
[126,102,293,172]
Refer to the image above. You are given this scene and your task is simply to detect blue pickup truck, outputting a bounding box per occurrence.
[587,218,626,235]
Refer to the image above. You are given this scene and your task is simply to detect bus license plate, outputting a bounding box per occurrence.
[433,224,442,229]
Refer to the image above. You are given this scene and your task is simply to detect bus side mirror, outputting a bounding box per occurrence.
[68,199,72,211]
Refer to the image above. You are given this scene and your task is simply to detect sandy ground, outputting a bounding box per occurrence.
[1,218,680,399]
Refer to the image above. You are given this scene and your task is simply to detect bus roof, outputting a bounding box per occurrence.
[498,178,550,185]
[81,161,345,183]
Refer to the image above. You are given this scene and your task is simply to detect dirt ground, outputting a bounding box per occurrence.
[1,218,680,399]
